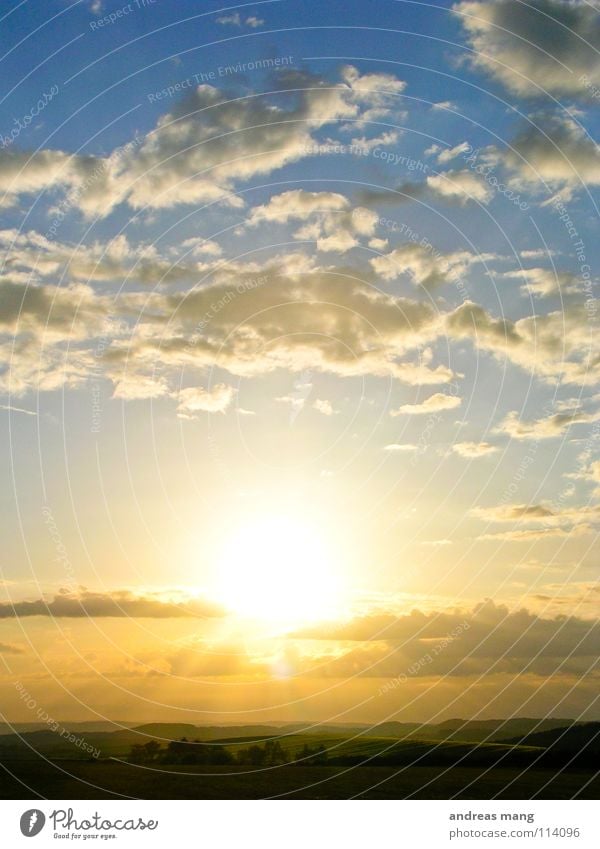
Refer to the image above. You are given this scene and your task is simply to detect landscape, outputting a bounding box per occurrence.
[1,0,599,803]
[1,718,599,799]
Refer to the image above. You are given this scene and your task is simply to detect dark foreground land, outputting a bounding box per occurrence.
[1,758,598,800]
[1,720,598,799]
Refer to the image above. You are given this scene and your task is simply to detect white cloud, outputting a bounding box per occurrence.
[495,408,598,440]
[371,243,493,289]
[455,0,600,98]
[391,392,462,415]
[453,441,498,457]
[426,169,493,204]
[502,267,583,298]
[313,398,336,415]
[492,112,600,201]
[437,142,470,164]
[446,300,598,385]
[2,67,408,218]
[177,384,236,417]
[246,189,378,253]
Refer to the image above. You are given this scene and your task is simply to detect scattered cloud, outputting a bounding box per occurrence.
[297,599,600,677]
[0,590,223,618]
[492,112,600,201]
[495,408,598,440]
[246,189,378,253]
[313,398,336,416]
[177,384,236,417]
[371,244,493,289]
[426,169,493,204]
[455,0,600,98]
[452,441,498,458]
[391,393,462,415]
[502,267,583,298]
[215,13,265,28]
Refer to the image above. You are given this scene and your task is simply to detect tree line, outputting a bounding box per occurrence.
[128,737,328,767]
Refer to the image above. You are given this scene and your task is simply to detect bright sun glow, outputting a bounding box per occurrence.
[211,514,345,627]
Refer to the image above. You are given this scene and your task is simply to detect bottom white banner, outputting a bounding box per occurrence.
[0,800,597,848]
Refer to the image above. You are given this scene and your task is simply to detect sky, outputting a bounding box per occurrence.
[0,0,599,726]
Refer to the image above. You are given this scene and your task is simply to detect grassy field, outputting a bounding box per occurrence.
[217,733,546,765]
[1,758,598,799]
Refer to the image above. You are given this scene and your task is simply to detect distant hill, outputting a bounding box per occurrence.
[500,722,600,755]
[0,718,596,764]
[361,718,573,743]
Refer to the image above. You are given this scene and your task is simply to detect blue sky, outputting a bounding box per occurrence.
[0,0,599,722]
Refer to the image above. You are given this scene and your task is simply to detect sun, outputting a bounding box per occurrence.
[210,514,345,627]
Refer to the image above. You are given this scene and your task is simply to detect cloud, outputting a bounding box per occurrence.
[177,384,236,417]
[1,67,407,217]
[0,149,95,209]
[0,403,36,416]
[391,392,462,415]
[452,441,498,457]
[446,300,598,385]
[246,189,378,253]
[313,398,335,415]
[426,169,493,204]
[112,374,170,401]
[471,500,600,540]
[357,169,492,208]
[495,408,598,439]
[368,237,388,251]
[492,112,600,201]
[215,13,264,28]
[0,641,24,654]
[296,599,600,678]
[350,131,401,152]
[247,190,349,226]
[472,503,559,522]
[455,0,600,98]
[0,590,224,618]
[502,267,583,298]
[179,237,222,257]
[138,259,453,385]
[0,249,457,400]
[0,229,200,288]
[215,13,242,25]
[383,443,419,452]
[2,230,596,409]
[437,142,471,164]
[371,244,493,289]
[478,525,592,541]
[82,67,404,216]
